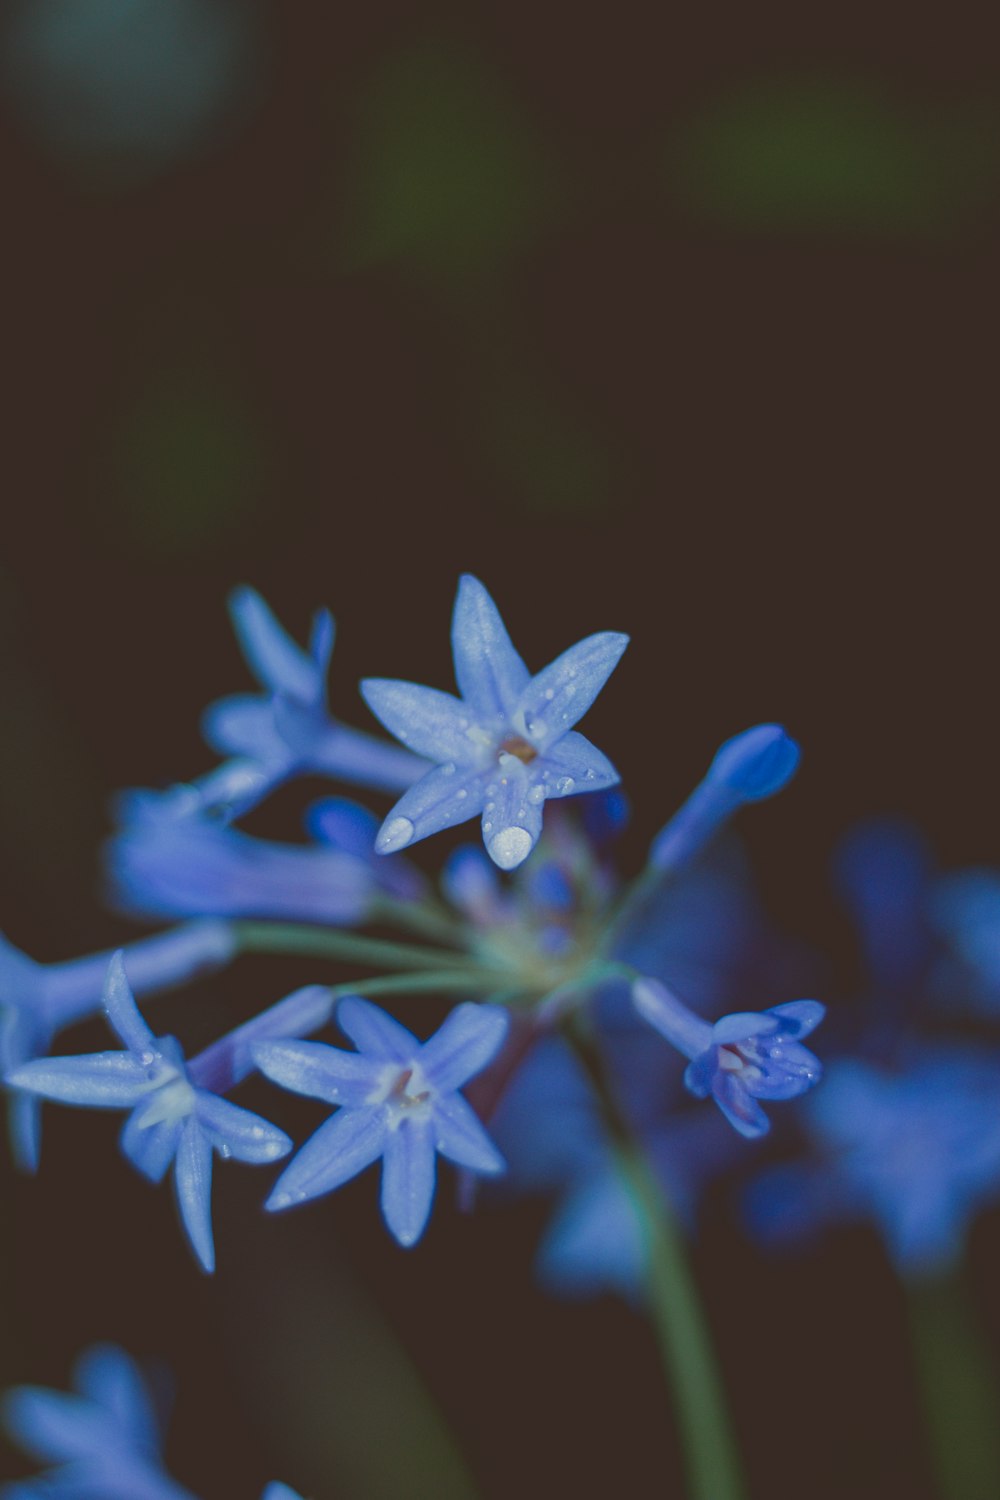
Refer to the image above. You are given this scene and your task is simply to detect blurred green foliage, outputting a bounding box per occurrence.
[670,78,999,236]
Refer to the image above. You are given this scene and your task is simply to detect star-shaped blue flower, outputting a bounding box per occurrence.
[5,953,291,1272]
[633,977,825,1138]
[199,586,425,813]
[360,575,628,870]
[1,1342,196,1500]
[254,996,509,1246]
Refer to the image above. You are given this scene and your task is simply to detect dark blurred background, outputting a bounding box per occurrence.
[2,4,998,1497]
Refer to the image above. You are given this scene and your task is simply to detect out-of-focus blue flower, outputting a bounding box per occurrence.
[750,1049,1000,1279]
[0,921,236,1172]
[834,819,933,995]
[1,1343,195,1500]
[6,954,290,1272]
[649,724,800,873]
[633,978,824,1138]
[1,0,259,178]
[931,868,1000,1012]
[199,587,425,815]
[254,996,508,1246]
[106,798,422,926]
[260,1487,303,1500]
[361,575,628,870]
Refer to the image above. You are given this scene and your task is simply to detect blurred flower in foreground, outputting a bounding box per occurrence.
[1,0,261,179]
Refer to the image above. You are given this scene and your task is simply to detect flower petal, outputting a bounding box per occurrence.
[173,1118,215,1273]
[102,954,157,1057]
[539,730,621,796]
[229,587,320,703]
[253,1039,382,1106]
[419,1003,509,1092]
[711,1012,778,1045]
[74,1346,159,1460]
[0,1388,114,1464]
[381,1118,436,1246]
[201,695,288,762]
[450,574,530,719]
[194,1092,291,1164]
[432,1093,505,1174]
[336,997,419,1061]
[373,765,487,854]
[512,632,628,750]
[7,1052,150,1108]
[306,798,380,855]
[768,1000,826,1038]
[711,1072,770,1138]
[359,679,483,765]
[120,1109,182,1183]
[266,1108,388,1210]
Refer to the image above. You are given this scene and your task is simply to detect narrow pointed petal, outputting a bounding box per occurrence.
[173,1119,215,1273]
[450,574,530,718]
[0,1388,113,1463]
[75,1346,159,1459]
[194,1092,291,1164]
[252,1039,382,1107]
[711,1074,770,1138]
[381,1119,436,1246]
[120,1106,183,1182]
[769,1000,826,1038]
[262,1487,304,1500]
[432,1093,505,1173]
[360,679,483,765]
[9,1091,42,1174]
[102,954,157,1056]
[266,1108,388,1210]
[483,765,542,870]
[512,631,629,749]
[419,1003,509,1092]
[201,695,287,762]
[336,997,418,1061]
[308,608,336,675]
[7,1052,149,1108]
[229,587,319,702]
[712,1012,778,1045]
[374,765,487,855]
[306,797,380,855]
[539,730,621,796]
[748,1044,822,1100]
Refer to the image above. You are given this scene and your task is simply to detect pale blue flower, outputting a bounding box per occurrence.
[5,954,291,1272]
[198,587,425,815]
[260,1488,303,1500]
[0,921,236,1172]
[254,996,509,1246]
[1,1343,195,1500]
[361,575,628,870]
[633,977,824,1138]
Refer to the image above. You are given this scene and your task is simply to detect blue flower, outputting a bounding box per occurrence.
[260,1488,303,1500]
[1,1342,195,1500]
[5,953,291,1272]
[0,921,237,1173]
[360,575,628,870]
[749,1050,1000,1279]
[633,978,824,1138]
[254,996,509,1246]
[199,586,426,814]
[106,798,422,927]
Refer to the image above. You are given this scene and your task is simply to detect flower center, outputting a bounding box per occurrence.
[498,735,538,765]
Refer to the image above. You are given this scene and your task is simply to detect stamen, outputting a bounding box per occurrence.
[498,736,538,765]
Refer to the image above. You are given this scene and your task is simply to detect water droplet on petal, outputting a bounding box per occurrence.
[441,762,456,776]
[488,826,533,870]
[527,784,545,804]
[378,815,415,853]
[556,776,575,794]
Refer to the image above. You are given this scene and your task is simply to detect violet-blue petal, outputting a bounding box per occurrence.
[103,953,157,1056]
[74,1347,159,1461]
[768,1000,826,1038]
[120,1107,183,1183]
[0,1389,117,1464]
[708,724,800,800]
[632,978,713,1059]
[381,1119,437,1247]
[441,846,502,921]
[252,1039,382,1107]
[6,1053,149,1108]
[193,1092,291,1164]
[374,764,487,854]
[747,1042,823,1099]
[711,1012,778,1045]
[683,1051,716,1099]
[360,679,481,765]
[418,1003,509,1092]
[512,631,629,750]
[539,730,621,794]
[201,695,288,762]
[229,587,320,702]
[711,1073,771,1138]
[432,1092,505,1173]
[306,797,380,855]
[450,574,530,719]
[261,1487,304,1500]
[266,1108,389,1210]
[484,768,543,870]
[337,996,419,1060]
[173,1118,215,1273]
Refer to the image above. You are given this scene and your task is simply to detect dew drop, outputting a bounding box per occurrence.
[488,826,533,870]
[544,687,555,700]
[556,776,575,794]
[527,784,545,805]
[441,762,456,776]
[483,820,493,833]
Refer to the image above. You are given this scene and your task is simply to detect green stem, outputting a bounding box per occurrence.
[567,1021,747,1500]
[370,894,467,945]
[233,922,471,973]
[908,1274,1000,1500]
